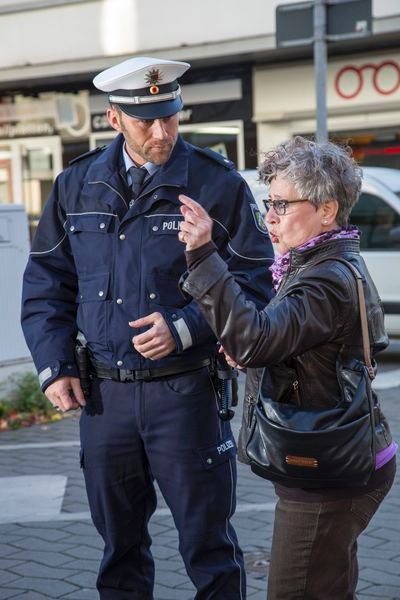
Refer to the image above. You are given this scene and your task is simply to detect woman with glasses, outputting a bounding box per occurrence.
[177,136,396,600]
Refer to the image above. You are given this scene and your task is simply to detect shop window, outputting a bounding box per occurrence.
[179,122,245,169]
[0,146,13,204]
[350,192,400,250]
[334,132,400,170]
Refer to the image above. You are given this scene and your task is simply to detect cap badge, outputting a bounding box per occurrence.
[145,68,163,94]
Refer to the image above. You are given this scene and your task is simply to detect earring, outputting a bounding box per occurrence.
[322,220,328,225]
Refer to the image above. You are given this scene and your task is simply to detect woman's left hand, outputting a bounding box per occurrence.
[178,194,213,250]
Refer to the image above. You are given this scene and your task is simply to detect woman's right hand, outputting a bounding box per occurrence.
[178,194,213,250]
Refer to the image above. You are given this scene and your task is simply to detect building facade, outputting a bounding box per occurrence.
[0,0,399,232]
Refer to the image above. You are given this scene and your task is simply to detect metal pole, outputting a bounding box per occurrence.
[314,0,328,142]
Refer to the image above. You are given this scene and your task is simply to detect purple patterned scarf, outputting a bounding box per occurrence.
[270,226,360,291]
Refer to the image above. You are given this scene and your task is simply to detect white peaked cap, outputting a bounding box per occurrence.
[93,56,190,92]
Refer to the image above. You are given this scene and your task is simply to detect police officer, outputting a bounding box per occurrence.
[21,56,274,599]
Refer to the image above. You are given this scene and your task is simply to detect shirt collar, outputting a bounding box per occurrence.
[122,143,159,177]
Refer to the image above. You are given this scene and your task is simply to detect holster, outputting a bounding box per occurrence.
[74,343,92,398]
[211,351,239,420]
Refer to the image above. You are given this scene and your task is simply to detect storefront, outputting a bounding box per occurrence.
[0,92,90,235]
[254,50,400,168]
[0,67,256,238]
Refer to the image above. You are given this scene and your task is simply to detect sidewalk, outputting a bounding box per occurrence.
[0,383,399,599]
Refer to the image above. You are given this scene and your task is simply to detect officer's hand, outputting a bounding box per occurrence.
[45,377,86,412]
[178,194,213,250]
[129,312,176,359]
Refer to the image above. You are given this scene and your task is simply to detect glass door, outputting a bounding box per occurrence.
[0,136,62,238]
[0,144,16,205]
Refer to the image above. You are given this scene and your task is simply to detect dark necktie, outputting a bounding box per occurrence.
[129,167,147,205]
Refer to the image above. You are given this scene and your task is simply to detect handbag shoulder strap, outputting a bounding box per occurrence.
[310,255,375,381]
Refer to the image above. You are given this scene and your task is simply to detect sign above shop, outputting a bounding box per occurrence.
[0,93,90,139]
[0,121,55,138]
[276,0,372,47]
[335,59,400,99]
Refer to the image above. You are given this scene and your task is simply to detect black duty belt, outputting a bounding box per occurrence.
[90,357,211,383]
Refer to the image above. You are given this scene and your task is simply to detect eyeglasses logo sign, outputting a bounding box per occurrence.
[335,60,400,100]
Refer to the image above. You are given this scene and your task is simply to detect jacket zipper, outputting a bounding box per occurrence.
[246,394,257,426]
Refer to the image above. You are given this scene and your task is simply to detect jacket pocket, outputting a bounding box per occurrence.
[198,436,237,470]
[76,272,110,347]
[66,213,117,273]
[66,212,116,234]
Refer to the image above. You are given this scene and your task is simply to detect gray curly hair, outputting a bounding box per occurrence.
[259,136,362,226]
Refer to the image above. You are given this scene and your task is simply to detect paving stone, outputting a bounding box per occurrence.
[151,544,180,560]
[0,590,23,600]
[359,567,400,587]
[9,562,79,580]
[62,590,99,600]
[62,559,99,573]
[152,585,193,600]
[6,577,79,597]
[65,571,97,588]
[3,550,74,567]
[0,561,23,570]
[0,592,45,600]
[156,558,187,572]
[0,547,17,561]
[63,546,102,560]
[0,571,19,586]
[6,527,71,542]
[154,569,188,587]
[359,557,400,575]
[357,585,400,599]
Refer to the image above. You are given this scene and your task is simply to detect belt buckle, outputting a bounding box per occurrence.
[135,369,152,381]
[119,369,135,383]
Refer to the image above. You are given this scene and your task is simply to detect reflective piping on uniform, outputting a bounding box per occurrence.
[30,233,67,255]
[227,459,244,600]
[212,217,272,262]
[197,361,242,589]
[38,367,52,387]
[88,181,128,209]
[172,318,192,350]
[227,243,274,262]
[144,214,182,218]
[66,212,118,217]
[212,217,230,236]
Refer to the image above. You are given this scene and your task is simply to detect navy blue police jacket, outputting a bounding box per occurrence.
[21,133,274,390]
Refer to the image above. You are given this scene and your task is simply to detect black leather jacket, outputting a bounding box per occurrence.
[182,238,392,462]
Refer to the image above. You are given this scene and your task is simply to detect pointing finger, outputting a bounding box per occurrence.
[179,194,209,217]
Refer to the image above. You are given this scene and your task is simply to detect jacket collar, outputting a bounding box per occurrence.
[86,133,189,201]
[289,238,361,268]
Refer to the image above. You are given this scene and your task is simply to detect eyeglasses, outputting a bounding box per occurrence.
[262,198,310,216]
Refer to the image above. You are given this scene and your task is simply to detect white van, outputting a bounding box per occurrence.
[241,167,400,337]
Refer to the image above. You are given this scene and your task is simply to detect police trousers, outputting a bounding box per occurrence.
[267,477,394,599]
[79,367,246,600]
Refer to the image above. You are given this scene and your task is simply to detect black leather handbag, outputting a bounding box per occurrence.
[245,257,382,489]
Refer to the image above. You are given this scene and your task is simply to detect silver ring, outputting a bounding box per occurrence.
[54,406,60,411]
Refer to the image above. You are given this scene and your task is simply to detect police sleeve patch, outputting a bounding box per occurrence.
[250,203,268,233]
